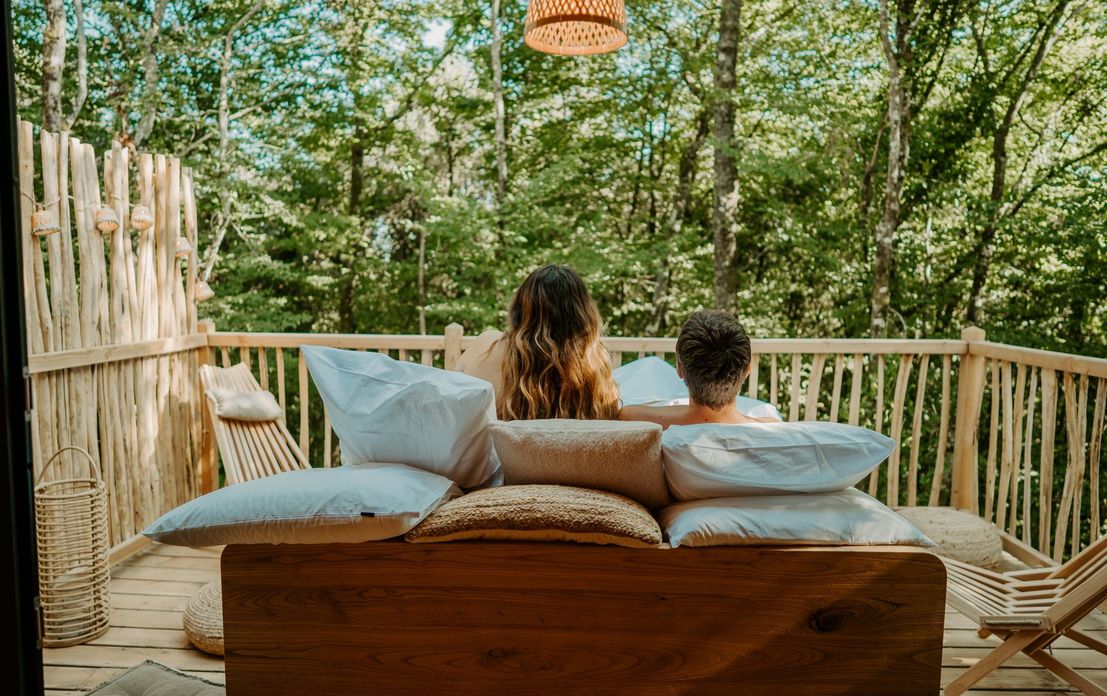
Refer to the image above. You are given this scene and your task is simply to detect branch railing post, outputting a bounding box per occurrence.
[444,323,464,371]
[951,326,987,512]
[197,319,217,494]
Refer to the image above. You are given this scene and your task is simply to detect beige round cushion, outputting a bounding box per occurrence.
[183,582,224,656]
[896,506,1003,568]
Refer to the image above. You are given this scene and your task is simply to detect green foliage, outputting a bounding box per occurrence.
[11,0,1107,358]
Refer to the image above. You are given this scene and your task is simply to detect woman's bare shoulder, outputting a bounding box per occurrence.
[456,329,505,373]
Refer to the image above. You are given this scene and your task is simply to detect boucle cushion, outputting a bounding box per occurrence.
[896,506,1003,569]
[405,485,662,548]
[490,419,670,510]
[206,386,283,421]
[183,582,223,656]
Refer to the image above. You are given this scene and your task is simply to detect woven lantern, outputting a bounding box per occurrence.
[174,237,194,259]
[95,206,120,234]
[31,207,61,237]
[130,204,154,231]
[524,0,627,56]
[195,280,215,302]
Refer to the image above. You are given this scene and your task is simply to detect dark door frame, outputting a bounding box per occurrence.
[1,0,45,691]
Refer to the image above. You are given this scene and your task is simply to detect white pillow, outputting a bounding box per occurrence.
[143,463,458,546]
[660,488,933,548]
[206,386,284,421]
[613,356,781,420]
[662,421,895,500]
[302,345,497,488]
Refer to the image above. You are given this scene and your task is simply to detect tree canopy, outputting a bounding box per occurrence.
[13,0,1107,355]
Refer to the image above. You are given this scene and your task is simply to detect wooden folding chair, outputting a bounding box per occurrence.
[944,534,1107,695]
[199,363,309,485]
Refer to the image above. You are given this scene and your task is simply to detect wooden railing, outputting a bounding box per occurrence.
[199,325,1107,563]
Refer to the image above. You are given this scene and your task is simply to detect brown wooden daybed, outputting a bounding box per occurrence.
[220,540,946,695]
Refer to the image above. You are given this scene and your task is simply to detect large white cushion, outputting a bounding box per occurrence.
[143,463,458,546]
[613,356,781,420]
[662,421,895,500]
[302,345,497,488]
[490,419,671,510]
[661,488,934,548]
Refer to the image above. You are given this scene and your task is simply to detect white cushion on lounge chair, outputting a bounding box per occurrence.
[661,421,895,500]
[143,463,458,546]
[206,386,283,422]
[302,345,497,488]
[613,356,781,420]
[660,488,934,548]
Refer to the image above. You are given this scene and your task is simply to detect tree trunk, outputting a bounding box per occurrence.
[417,226,427,335]
[490,0,508,207]
[133,0,170,148]
[201,1,265,283]
[648,110,710,335]
[869,0,910,338]
[967,0,1068,323]
[711,0,742,311]
[41,0,66,132]
[350,128,364,215]
[61,0,87,131]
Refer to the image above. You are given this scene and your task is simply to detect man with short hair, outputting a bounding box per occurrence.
[619,310,775,428]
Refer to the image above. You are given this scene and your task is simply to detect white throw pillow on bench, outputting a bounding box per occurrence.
[613,356,781,420]
[302,345,497,488]
[660,488,933,548]
[143,463,459,546]
[662,421,895,500]
[206,386,284,422]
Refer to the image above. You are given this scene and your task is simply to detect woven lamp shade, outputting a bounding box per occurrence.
[525,0,628,56]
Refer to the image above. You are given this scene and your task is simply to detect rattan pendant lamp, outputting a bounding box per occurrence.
[524,0,628,56]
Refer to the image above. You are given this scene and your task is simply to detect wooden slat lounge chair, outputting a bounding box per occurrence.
[199,362,309,485]
[944,534,1107,695]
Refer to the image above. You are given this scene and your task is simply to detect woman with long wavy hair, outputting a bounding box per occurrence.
[455,265,620,421]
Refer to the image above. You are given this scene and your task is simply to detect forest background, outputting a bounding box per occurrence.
[11,0,1107,354]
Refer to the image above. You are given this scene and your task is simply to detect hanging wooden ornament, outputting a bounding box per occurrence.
[174,237,194,259]
[95,206,120,234]
[195,280,215,302]
[130,205,154,231]
[32,207,61,237]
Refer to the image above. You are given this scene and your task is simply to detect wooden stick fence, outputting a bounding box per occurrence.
[17,121,203,547]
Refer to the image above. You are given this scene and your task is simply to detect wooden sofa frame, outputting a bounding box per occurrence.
[221,541,946,695]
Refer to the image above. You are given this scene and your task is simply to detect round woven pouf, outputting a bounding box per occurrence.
[897,506,1004,569]
[183,582,224,656]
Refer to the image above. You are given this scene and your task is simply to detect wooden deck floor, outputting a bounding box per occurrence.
[42,543,1107,695]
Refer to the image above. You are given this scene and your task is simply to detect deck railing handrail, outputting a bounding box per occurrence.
[21,320,1107,568]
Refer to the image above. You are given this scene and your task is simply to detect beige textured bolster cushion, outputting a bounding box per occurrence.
[490,419,670,510]
[207,387,283,421]
[895,506,1003,569]
[405,484,662,548]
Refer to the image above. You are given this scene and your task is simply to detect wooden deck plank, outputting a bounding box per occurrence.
[43,644,224,671]
[111,608,188,630]
[41,542,1106,694]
